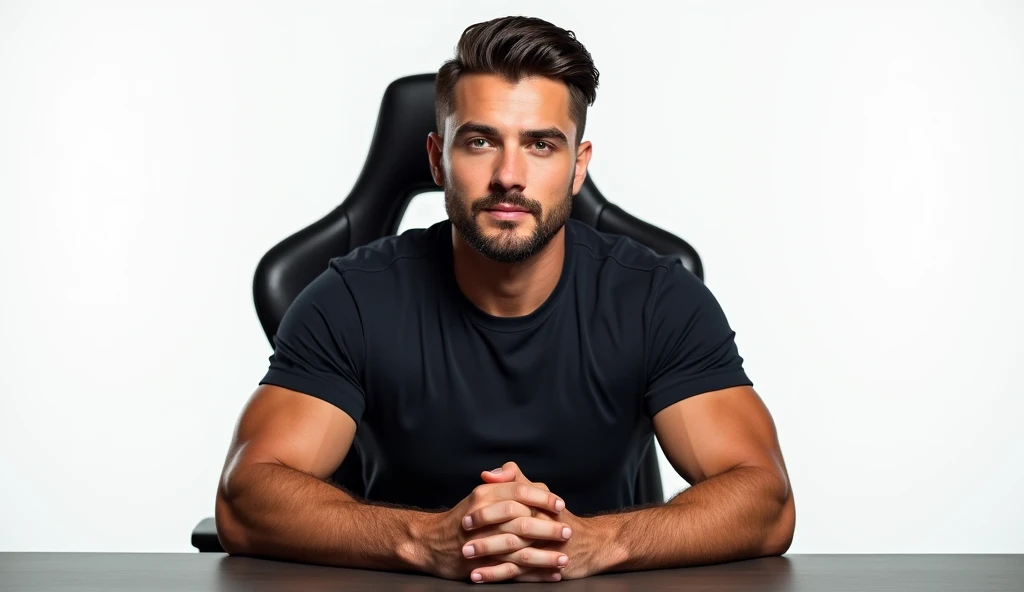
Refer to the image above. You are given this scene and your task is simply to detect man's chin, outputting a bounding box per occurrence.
[475,223,534,243]
[480,247,535,264]
[451,216,551,262]
[468,230,533,261]
[481,224,531,238]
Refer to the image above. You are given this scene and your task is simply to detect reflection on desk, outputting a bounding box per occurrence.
[0,553,1021,591]
[215,554,795,591]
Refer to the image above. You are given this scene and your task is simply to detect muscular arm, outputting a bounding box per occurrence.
[590,386,795,572]
[215,384,430,570]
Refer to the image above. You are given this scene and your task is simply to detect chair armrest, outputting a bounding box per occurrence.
[191,517,225,553]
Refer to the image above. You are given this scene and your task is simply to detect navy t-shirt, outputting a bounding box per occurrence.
[259,219,752,515]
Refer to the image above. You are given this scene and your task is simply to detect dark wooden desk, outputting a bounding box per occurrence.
[1,553,1021,591]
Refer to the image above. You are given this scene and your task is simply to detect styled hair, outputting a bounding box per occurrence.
[435,16,600,146]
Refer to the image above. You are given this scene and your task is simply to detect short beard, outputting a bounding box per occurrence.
[445,184,573,264]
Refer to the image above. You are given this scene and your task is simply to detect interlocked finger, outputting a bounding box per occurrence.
[463,500,534,530]
[462,532,529,558]
[484,482,563,514]
[497,546,570,569]
[496,516,572,542]
[469,561,564,584]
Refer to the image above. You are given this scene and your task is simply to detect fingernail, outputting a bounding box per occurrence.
[471,572,483,582]
[463,544,475,558]
[462,515,473,529]
[555,499,565,512]
[558,555,568,567]
[562,526,572,539]
[490,467,503,474]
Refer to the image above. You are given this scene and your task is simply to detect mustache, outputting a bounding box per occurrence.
[470,192,542,216]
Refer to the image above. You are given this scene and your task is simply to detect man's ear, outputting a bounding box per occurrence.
[572,140,593,195]
[427,132,445,187]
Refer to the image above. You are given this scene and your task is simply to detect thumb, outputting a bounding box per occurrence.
[479,461,528,484]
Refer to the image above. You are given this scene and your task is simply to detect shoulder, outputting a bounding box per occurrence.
[567,219,695,288]
[329,220,447,278]
[566,220,718,330]
[286,221,447,321]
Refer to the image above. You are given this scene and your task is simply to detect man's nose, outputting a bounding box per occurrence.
[491,147,526,194]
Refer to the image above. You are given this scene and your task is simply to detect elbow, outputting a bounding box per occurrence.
[215,485,251,555]
[215,449,266,555]
[761,488,796,556]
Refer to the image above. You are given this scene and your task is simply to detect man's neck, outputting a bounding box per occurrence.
[450,226,566,318]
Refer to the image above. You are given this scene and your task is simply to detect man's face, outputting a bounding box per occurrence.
[429,74,591,263]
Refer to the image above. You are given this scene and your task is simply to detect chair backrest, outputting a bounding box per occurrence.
[254,73,704,507]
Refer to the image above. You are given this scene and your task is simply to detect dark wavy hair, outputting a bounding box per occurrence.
[435,16,600,146]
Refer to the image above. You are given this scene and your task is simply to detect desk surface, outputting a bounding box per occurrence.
[1,553,1021,591]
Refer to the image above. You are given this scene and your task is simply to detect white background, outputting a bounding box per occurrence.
[1,0,1021,553]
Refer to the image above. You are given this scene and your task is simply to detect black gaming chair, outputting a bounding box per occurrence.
[191,73,703,552]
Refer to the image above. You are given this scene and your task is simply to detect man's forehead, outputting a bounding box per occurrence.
[447,73,574,135]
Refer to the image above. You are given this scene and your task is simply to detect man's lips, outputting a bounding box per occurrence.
[485,203,531,213]
[483,205,533,221]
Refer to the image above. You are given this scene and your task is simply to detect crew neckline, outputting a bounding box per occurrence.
[438,219,576,333]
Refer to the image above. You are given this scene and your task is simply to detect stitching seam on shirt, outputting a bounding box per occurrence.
[336,253,431,277]
[335,268,370,403]
[572,239,676,274]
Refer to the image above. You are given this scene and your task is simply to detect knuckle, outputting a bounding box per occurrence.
[515,484,529,500]
[505,535,518,550]
[504,501,518,518]
[517,518,531,536]
[505,564,516,579]
[518,549,531,563]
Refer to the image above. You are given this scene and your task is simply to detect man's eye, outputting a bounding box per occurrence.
[470,138,489,148]
[534,141,550,151]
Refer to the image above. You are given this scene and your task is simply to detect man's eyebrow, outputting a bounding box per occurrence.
[453,122,500,138]
[521,127,568,143]
[453,122,569,144]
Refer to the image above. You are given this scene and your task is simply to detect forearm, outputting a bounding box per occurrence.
[593,466,794,573]
[216,462,432,571]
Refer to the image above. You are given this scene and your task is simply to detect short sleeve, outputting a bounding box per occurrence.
[643,261,752,417]
[259,266,367,425]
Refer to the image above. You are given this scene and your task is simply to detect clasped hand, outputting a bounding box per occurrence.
[422,461,590,583]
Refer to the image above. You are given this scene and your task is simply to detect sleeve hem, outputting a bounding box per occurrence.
[259,368,365,425]
[644,368,752,418]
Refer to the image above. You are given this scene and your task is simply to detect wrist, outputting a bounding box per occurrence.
[584,514,630,574]
[398,510,440,573]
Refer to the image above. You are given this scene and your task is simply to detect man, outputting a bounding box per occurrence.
[215,15,795,584]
